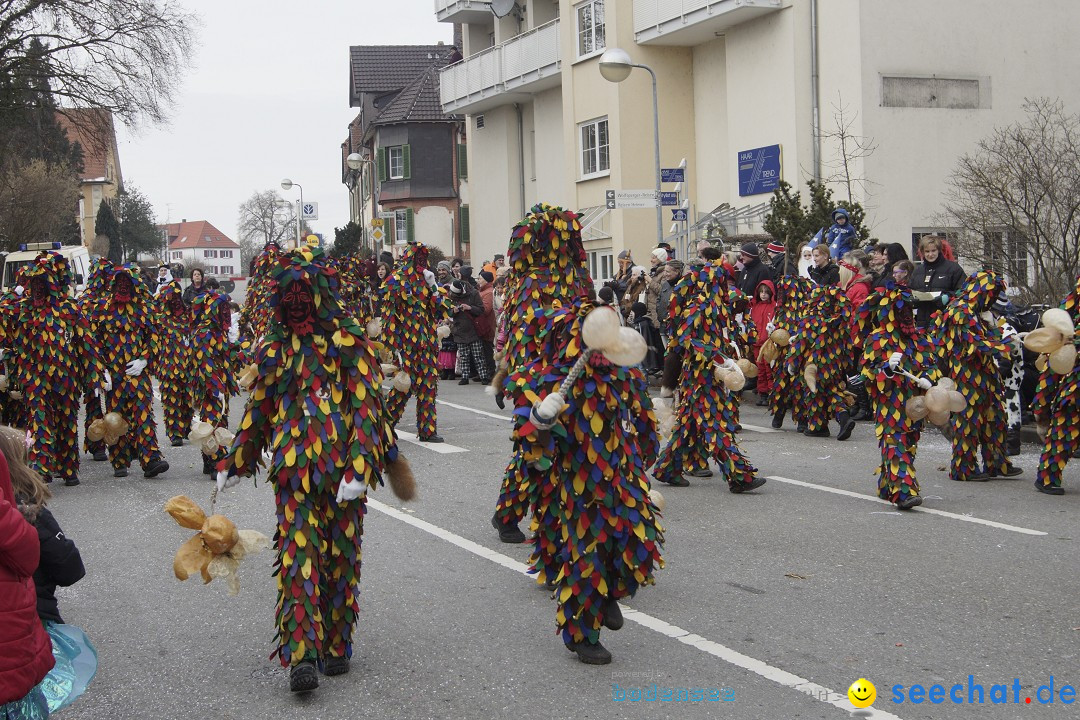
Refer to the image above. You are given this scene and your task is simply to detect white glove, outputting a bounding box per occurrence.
[102,369,113,392]
[216,470,240,491]
[766,322,776,334]
[721,357,737,371]
[423,269,437,288]
[13,285,23,297]
[916,377,933,390]
[536,392,565,422]
[336,478,366,503]
[887,352,903,371]
[125,357,148,376]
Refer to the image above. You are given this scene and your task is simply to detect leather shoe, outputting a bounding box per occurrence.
[686,468,713,478]
[896,495,923,510]
[491,513,526,543]
[418,434,444,443]
[730,476,766,494]
[289,660,318,693]
[565,639,612,665]
[1035,482,1065,496]
[602,597,623,631]
[656,475,689,487]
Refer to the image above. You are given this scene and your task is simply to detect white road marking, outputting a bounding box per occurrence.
[396,430,468,454]
[767,476,1047,536]
[738,423,782,434]
[436,399,511,422]
[368,498,905,719]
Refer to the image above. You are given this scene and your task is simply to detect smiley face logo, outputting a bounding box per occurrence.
[848,678,876,708]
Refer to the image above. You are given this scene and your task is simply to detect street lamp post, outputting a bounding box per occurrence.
[280,178,304,248]
[346,152,375,254]
[599,48,663,252]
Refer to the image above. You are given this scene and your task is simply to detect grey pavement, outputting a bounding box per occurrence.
[50,381,1080,720]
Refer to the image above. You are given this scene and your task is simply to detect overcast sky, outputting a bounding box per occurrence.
[115,0,452,246]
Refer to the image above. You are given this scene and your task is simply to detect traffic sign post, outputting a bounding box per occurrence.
[671,208,688,222]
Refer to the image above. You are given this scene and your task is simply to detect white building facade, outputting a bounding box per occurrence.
[438,0,1080,281]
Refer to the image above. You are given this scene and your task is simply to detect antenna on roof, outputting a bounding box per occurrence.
[490,0,523,20]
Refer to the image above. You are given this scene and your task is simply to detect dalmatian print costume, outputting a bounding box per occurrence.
[999,318,1024,435]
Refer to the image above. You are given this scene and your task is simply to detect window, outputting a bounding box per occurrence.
[576,0,605,58]
[982,229,1029,286]
[204,249,218,259]
[587,248,613,284]
[377,145,411,181]
[220,250,233,259]
[579,117,609,178]
[393,208,414,244]
[459,206,470,246]
[457,144,468,179]
[910,228,959,260]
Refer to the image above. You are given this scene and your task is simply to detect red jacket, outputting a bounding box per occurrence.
[749,279,777,346]
[0,451,54,704]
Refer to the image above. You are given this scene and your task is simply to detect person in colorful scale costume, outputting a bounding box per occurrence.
[859,284,940,509]
[653,262,765,492]
[490,204,591,544]
[0,268,31,429]
[380,242,452,442]
[0,252,107,486]
[190,291,236,475]
[932,270,1022,483]
[216,245,412,693]
[1029,276,1080,496]
[80,258,115,462]
[767,275,814,431]
[239,241,281,344]
[508,297,662,665]
[784,285,857,440]
[86,264,169,479]
[153,281,195,447]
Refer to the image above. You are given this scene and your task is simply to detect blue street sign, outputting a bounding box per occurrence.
[671,208,688,222]
[737,144,782,196]
[660,191,679,206]
[661,168,685,183]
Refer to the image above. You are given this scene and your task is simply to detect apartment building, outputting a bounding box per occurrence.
[437,0,1080,282]
[56,109,124,247]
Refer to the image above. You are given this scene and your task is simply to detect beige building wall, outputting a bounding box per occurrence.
[466,104,524,264]
[531,87,570,208]
[692,38,729,216]
[416,205,455,256]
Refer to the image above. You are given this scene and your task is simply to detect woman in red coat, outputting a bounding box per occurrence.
[0,448,54,716]
[749,279,777,404]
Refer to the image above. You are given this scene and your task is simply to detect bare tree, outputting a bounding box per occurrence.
[0,0,198,129]
[0,157,78,250]
[818,94,878,203]
[237,190,309,271]
[945,98,1080,303]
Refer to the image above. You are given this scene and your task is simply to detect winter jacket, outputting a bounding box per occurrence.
[182,282,208,306]
[449,286,484,345]
[31,505,85,624]
[825,209,857,259]
[738,257,774,299]
[809,261,840,287]
[476,284,496,342]
[911,256,967,327]
[770,251,797,278]
[843,275,873,343]
[645,267,664,325]
[0,452,54,704]
[749,280,777,346]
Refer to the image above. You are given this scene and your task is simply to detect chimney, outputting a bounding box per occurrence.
[181,218,187,223]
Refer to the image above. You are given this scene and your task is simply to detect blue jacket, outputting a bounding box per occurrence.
[825,208,857,259]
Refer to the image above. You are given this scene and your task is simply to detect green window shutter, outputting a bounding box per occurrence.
[406,208,415,242]
[460,206,470,245]
[402,144,411,180]
[377,147,387,182]
[457,144,468,179]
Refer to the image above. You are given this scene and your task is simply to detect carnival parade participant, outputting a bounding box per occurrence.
[0,252,107,486]
[933,271,1021,483]
[490,204,591,544]
[87,264,169,479]
[217,245,413,693]
[785,285,857,440]
[190,291,235,475]
[153,281,195,448]
[653,262,765,492]
[509,298,662,665]
[860,284,940,508]
[80,258,115,462]
[767,275,814,431]
[380,243,451,443]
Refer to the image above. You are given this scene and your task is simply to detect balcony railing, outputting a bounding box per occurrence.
[633,0,782,45]
[440,18,561,114]
[434,0,493,24]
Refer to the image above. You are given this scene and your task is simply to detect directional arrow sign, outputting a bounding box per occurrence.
[671,208,688,222]
[607,189,657,209]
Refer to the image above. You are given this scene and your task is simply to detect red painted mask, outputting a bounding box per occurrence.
[281,281,314,335]
[29,277,49,307]
[168,295,185,317]
[113,274,134,303]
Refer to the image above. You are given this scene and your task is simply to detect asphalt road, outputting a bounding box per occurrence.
[49,381,1080,720]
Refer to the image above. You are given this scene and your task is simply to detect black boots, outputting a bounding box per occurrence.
[851,386,873,421]
[290,659,318,692]
[602,597,623,631]
[323,656,350,676]
[836,410,856,441]
[491,513,526,543]
[771,406,786,430]
[1006,428,1021,456]
[566,638,612,665]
